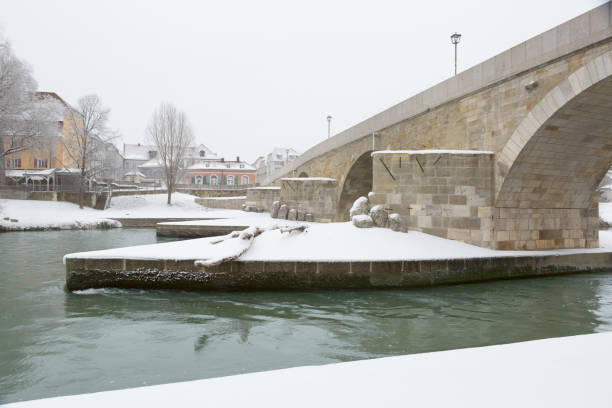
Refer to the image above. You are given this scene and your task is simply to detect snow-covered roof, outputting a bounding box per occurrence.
[124,171,146,177]
[371,150,494,156]
[123,144,156,161]
[138,157,163,168]
[184,144,218,159]
[187,160,255,171]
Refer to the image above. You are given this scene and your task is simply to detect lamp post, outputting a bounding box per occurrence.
[326,115,332,138]
[450,32,461,76]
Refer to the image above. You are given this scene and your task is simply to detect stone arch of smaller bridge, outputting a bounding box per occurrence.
[298,171,309,178]
[335,150,373,221]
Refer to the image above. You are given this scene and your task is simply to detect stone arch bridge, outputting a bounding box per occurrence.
[263,3,612,250]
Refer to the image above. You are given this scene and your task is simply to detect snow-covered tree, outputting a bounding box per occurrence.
[0,36,58,184]
[147,102,194,205]
[60,94,114,208]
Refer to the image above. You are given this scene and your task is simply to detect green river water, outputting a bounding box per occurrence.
[1,228,612,404]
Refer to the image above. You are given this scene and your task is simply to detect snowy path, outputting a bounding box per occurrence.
[6,332,612,408]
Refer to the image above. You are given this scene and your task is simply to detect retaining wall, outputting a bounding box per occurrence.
[66,252,612,292]
[279,178,338,222]
[245,187,280,212]
[195,197,246,210]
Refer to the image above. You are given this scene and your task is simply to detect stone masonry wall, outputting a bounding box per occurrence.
[195,197,246,210]
[370,151,494,247]
[491,197,599,250]
[280,178,338,222]
[245,187,281,212]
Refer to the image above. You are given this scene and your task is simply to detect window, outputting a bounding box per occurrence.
[10,158,21,168]
[239,164,244,169]
[199,150,205,157]
[210,175,218,185]
[242,175,249,185]
[35,158,47,168]
[195,176,203,185]
[205,163,210,168]
[227,175,234,185]
[226,164,230,168]
[276,154,283,160]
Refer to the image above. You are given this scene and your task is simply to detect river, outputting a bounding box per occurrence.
[1,228,612,403]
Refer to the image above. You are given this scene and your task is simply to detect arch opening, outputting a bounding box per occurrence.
[335,150,373,221]
[298,171,308,178]
[494,57,612,250]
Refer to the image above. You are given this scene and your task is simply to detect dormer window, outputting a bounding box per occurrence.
[240,164,245,168]
[199,150,205,157]
[226,163,230,168]
[148,151,157,159]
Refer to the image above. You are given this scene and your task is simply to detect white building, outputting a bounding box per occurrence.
[255,147,300,182]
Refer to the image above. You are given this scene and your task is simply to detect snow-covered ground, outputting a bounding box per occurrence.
[0,194,260,231]
[64,222,612,262]
[600,202,612,224]
[6,332,612,408]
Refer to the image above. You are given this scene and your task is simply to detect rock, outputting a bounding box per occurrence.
[305,213,314,222]
[10,218,18,223]
[288,209,297,221]
[388,213,406,232]
[278,204,289,219]
[349,196,369,218]
[369,205,389,228]
[241,204,247,211]
[352,214,373,228]
[3,217,9,221]
[256,207,264,213]
[271,201,281,218]
[368,191,375,199]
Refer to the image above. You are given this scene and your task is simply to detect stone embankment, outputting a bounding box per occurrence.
[66,252,612,292]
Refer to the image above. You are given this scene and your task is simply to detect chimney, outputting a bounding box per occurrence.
[221,157,225,162]
[236,156,240,162]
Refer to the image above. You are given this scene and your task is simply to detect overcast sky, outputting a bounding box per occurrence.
[1,0,606,162]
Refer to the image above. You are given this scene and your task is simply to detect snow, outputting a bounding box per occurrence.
[64,222,612,263]
[0,193,256,231]
[247,186,280,190]
[6,332,612,408]
[199,196,246,200]
[599,202,612,224]
[281,177,336,181]
[372,149,494,156]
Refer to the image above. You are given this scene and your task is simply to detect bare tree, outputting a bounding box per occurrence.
[0,36,58,184]
[147,102,194,205]
[61,94,112,208]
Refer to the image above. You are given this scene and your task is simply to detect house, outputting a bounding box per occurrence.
[255,147,300,181]
[186,156,256,186]
[124,142,218,183]
[3,92,82,172]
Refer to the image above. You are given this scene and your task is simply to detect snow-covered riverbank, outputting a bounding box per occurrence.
[6,332,612,408]
[0,194,261,231]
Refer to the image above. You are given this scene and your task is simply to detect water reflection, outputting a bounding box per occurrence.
[1,229,611,404]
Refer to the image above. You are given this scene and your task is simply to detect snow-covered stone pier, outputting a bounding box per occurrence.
[64,223,612,292]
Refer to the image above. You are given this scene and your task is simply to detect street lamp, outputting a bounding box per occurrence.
[450,32,461,76]
[326,115,332,138]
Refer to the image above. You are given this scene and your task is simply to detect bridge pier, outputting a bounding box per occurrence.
[370,150,599,250]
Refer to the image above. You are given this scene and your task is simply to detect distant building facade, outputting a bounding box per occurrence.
[255,147,300,182]
[186,157,255,186]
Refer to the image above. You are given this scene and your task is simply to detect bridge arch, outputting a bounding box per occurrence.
[336,150,373,221]
[494,51,612,249]
[298,171,309,178]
